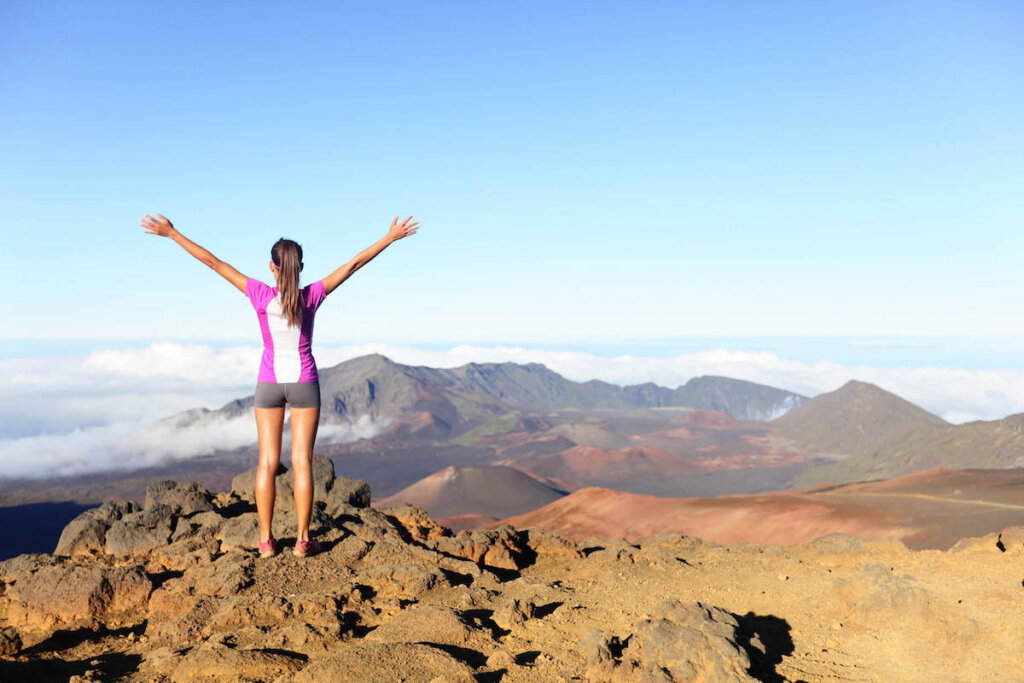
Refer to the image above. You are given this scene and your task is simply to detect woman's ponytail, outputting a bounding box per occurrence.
[271,238,304,327]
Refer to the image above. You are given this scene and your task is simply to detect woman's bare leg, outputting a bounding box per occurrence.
[289,406,320,542]
[255,406,285,543]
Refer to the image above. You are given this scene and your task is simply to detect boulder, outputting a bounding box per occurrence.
[832,562,930,619]
[231,462,288,508]
[145,480,215,516]
[54,500,141,557]
[522,528,584,559]
[216,512,259,551]
[492,597,536,631]
[0,553,53,582]
[104,504,175,557]
[363,563,446,597]
[434,525,531,571]
[582,600,755,682]
[281,642,474,683]
[379,503,451,543]
[366,604,473,645]
[280,454,336,502]
[166,641,306,682]
[205,593,343,638]
[170,510,226,543]
[190,554,255,597]
[951,526,1024,555]
[6,563,152,632]
[147,536,220,573]
[324,475,372,512]
[231,456,369,514]
[0,627,22,657]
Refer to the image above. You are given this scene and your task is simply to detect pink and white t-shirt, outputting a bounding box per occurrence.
[245,278,327,384]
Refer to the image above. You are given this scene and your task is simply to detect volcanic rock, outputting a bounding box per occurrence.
[230,455,371,515]
[144,480,215,516]
[54,499,141,557]
[2,472,1023,682]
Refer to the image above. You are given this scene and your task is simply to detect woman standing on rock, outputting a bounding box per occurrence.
[140,213,419,558]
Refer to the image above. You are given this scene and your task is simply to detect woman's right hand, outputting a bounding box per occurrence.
[387,215,420,242]
[140,213,178,238]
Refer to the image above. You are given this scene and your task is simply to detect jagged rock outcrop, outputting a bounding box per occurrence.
[230,456,371,514]
[582,600,756,682]
[2,468,1023,681]
[144,480,216,516]
[6,563,152,632]
[55,500,141,557]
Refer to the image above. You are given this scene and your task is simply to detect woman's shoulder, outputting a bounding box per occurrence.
[246,278,278,305]
[303,279,327,308]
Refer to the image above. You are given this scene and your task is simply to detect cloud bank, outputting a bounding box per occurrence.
[0,411,388,480]
[3,341,1024,479]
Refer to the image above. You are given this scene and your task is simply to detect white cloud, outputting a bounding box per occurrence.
[0,346,256,438]
[82,342,259,385]
[0,411,389,480]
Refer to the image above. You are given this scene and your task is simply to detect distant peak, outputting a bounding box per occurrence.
[837,379,881,391]
[338,353,398,369]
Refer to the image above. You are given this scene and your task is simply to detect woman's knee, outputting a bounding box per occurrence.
[256,460,280,479]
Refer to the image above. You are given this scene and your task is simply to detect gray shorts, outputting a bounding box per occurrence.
[254,382,321,409]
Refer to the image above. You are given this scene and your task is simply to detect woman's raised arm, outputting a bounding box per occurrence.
[140,213,249,293]
[322,215,419,295]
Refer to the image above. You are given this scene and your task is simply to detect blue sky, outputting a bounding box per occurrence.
[3,1,1023,346]
[5,2,1024,475]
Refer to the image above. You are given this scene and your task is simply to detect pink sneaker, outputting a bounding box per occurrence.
[259,536,278,558]
[293,537,321,557]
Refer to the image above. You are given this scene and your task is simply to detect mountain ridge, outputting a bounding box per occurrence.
[182,354,808,432]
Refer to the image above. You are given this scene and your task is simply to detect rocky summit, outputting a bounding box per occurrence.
[0,456,1022,682]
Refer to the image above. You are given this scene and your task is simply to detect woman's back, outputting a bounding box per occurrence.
[246,278,327,384]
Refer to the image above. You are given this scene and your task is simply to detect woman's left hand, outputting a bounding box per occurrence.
[387,215,420,242]
[140,213,178,238]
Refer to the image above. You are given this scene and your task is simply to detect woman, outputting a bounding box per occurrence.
[140,212,419,557]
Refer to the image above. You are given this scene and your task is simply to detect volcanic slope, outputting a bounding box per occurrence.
[772,380,947,458]
[493,410,808,497]
[2,464,1023,682]
[375,465,565,520]
[498,467,1024,550]
[776,381,1024,486]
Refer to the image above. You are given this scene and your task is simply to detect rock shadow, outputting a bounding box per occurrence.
[218,498,255,518]
[534,601,563,618]
[0,652,142,682]
[259,647,309,662]
[439,567,474,587]
[461,608,510,639]
[732,611,796,683]
[342,611,375,638]
[22,623,145,655]
[420,642,488,668]
[148,569,185,590]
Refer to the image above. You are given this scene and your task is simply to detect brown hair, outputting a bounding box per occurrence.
[271,238,303,327]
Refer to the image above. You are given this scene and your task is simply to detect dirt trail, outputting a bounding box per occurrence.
[820,490,1024,510]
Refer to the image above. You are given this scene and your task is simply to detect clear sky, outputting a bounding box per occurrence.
[3,1,1023,345]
